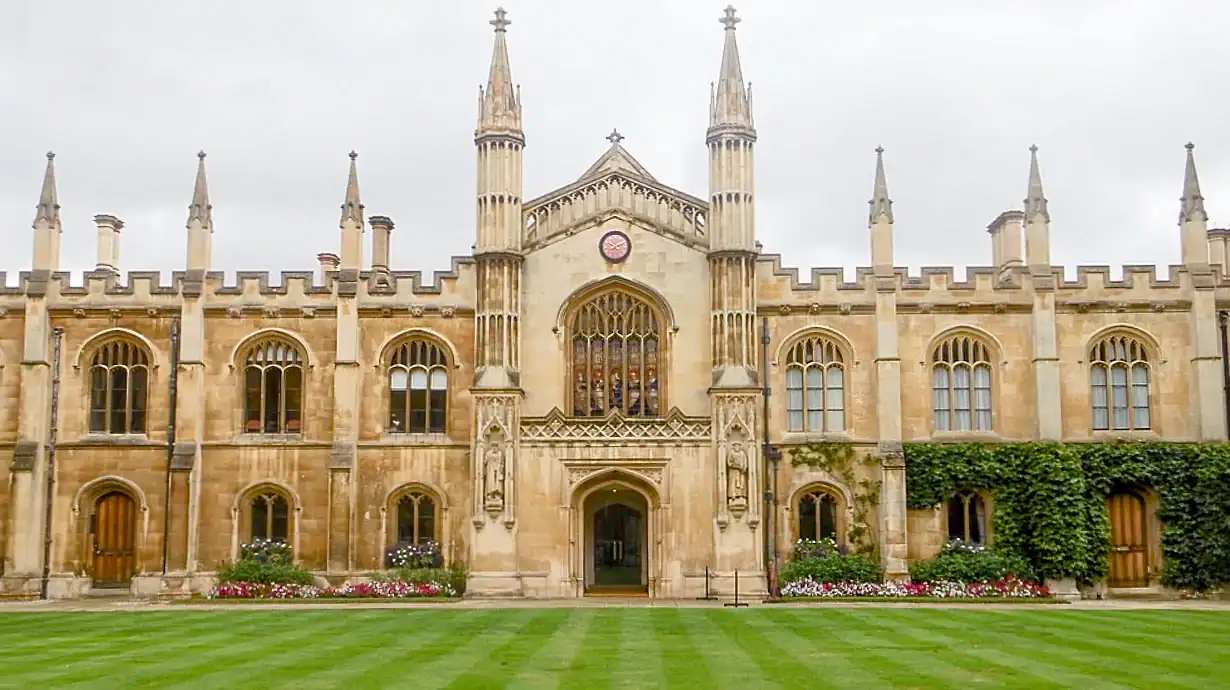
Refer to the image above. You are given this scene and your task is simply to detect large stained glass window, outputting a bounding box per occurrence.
[569,290,662,417]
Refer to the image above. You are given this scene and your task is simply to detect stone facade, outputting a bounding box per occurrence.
[1,8,1225,599]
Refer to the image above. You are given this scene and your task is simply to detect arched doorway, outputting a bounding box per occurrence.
[91,491,137,588]
[574,474,655,595]
[1108,490,1149,587]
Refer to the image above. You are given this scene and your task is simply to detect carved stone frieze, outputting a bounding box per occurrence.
[560,459,668,500]
[520,407,711,445]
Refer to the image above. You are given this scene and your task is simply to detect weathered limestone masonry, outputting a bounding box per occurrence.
[0,6,1226,600]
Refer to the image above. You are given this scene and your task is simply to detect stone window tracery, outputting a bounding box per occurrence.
[568,289,662,417]
[931,334,993,432]
[797,488,842,544]
[88,338,151,435]
[947,490,987,544]
[388,340,449,434]
[395,491,437,544]
[1089,334,1151,431]
[784,335,845,432]
[242,338,304,434]
[249,491,290,543]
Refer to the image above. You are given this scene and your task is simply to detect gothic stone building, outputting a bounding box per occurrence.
[1,8,1225,599]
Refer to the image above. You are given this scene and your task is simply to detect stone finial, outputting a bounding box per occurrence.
[339,151,364,226]
[1024,144,1049,222]
[187,150,212,227]
[478,7,521,135]
[1180,141,1208,224]
[606,129,624,145]
[869,146,893,224]
[33,151,60,228]
[709,5,752,131]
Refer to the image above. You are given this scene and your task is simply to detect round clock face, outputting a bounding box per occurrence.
[599,230,631,263]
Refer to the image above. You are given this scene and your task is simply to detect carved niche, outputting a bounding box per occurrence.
[473,395,517,527]
[713,394,760,528]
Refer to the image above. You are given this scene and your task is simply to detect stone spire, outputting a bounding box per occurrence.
[1180,142,1208,224]
[1024,145,1049,221]
[187,151,212,226]
[32,151,60,228]
[869,146,893,224]
[339,151,365,270]
[476,7,522,138]
[709,5,753,132]
[339,151,363,227]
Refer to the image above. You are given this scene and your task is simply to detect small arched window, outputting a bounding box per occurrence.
[242,338,304,434]
[88,338,151,435]
[1089,334,1151,431]
[784,335,846,433]
[396,491,437,544]
[947,490,987,544]
[389,340,449,434]
[931,334,993,432]
[797,489,841,543]
[249,491,290,543]
[569,289,662,418]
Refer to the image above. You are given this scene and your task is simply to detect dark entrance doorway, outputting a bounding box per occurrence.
[591,503,644,589]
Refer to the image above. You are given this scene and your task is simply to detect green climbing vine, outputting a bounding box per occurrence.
[788,442,882,555]
[904,441,1230,590]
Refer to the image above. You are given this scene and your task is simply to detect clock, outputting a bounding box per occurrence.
[599,230,631,263]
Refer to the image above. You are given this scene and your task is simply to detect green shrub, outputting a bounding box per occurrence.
[781,538,883,584]
[376,565,467,596]
[215,538,315,586]
[909,539,1038,584]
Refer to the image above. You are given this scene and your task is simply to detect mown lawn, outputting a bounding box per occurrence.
[0,608,1226,689]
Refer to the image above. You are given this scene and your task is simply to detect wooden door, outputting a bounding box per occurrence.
[92,491,136,587]
[1108,492,1148,587]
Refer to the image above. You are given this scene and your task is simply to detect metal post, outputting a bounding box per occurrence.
[760,316,781,599]
[161,317,181,574]
[39,327,64,600]
[697,566,718,601]
[724,568,749,608]
[1219,311,1230,438]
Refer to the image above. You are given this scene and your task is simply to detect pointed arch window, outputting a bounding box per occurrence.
[242,338,304,434]
[88,338,151,435]
[249,491,291,543]
[797,488,843,544]
[932,334,993,432]
[947,490,988,544]
[1090,334,1151,431]
[784,334,846,432]
[568,289,663,417]
[396,491,437,545]
[389,340,449,434]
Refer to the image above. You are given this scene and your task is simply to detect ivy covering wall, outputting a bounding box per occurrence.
[903,441,1230,590]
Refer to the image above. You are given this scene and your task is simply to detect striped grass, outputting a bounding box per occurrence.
[0,608,1226,689]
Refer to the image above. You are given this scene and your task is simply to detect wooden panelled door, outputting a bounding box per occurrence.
[92,491,137,587]
[1108,492,1149,588]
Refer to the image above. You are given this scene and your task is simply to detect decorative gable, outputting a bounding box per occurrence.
[522,139,709,253]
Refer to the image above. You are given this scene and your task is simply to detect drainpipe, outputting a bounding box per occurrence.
[39,327,64,600]
[161,317,181,574]
[1219,311,1230,438]
[760,317,781,597]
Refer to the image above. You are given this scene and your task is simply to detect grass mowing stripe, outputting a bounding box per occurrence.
[781,608,951,688]
[558,608,622,690]
[411,609,545,690]
[676,609,768,687]
[947,611,1216,687]
[506,609,594,690]
[837,609,1026,688]
[444,610,573,689]
[743,610,890,688]
[136,612,365,688]
[649,608,719,689]
[918,611,1137,689]
[1086,610,1230,638]
[9,613,256,687]
[1023,612,1230,674]
[610,609,665,688]
[704,608,819,688]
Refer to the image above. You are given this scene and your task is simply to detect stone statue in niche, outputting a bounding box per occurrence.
[482,427,506,510]
[726,433,749,509]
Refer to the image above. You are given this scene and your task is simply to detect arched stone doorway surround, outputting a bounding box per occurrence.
[566,465,665,597]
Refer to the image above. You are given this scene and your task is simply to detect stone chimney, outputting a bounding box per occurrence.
[317,252,340,284]
[1208,228,1230,278]
[94,214,123,275]
[369,216,394,273]
[987,210,1024,278]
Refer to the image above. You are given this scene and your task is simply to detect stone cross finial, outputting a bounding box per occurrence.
[491,7,510,32]
[349,150,358,160]
[720,5,740,30]
[606,129,624,145]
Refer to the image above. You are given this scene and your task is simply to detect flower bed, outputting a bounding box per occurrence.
[780,575,1051,599]
[208,580,457,600]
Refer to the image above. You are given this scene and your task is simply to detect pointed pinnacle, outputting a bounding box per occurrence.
[340,151,364,226]
[478,7,521,134]
[187,150,212,226]
[1180,141,1207,224]
[1024,145,1049,222]
[33,150,60,227]
[710,6,752,130]
[869,146,893,224]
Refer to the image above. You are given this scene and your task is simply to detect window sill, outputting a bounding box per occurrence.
[75,434,157,446]
[377,433,455,446]
[1090,430,1158,442]
[928,431,1002,443]
[780,431,853,445]
[237,434,305,445]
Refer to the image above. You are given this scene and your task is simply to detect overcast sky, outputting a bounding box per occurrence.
[1,0,1226,286]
